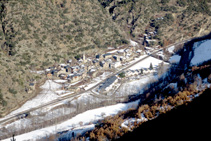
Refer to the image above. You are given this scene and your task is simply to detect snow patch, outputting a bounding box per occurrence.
[190,40,211,66]
[54,80,67,83]
[6,80,62,116]
[3,100,140,141]
[130,40,138,47]
[169,55,181,64]
[41,80,62,90]
[168,46,175,53]
[129,56,167,70]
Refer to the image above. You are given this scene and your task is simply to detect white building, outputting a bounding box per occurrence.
[111,61,122,68]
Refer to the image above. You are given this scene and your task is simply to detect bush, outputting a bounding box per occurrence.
[0,90,7,106]
[177,0,186,7]
[9,88,17,95]
[118,72,125,78]
[161,0,170,5]
[74,54,81,60]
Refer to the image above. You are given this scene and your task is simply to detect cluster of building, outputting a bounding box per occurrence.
[45,54,97,83]
[43,43,146,87]
[96,67,155,93]
[124,68,153,77]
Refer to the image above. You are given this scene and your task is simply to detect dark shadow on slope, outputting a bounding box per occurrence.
[116,88,211,141]
[126,32,211,104]
[179,32,211,70]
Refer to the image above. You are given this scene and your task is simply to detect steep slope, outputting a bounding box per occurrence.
[117,88,211,140]
[99,0,211,45]
[0,0,127,116]
[1,0,211,117]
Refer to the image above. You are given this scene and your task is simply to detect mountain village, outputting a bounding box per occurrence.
[32,40,161,95]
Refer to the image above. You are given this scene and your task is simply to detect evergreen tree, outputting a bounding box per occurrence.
[10,134,16,141]
[149,62,153,70]
[140,69,143,74]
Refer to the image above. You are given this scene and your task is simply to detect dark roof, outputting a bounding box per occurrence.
[96,54,101,58]
[29,83,34,86]
[99,76,117,91]
[104,53,112,57]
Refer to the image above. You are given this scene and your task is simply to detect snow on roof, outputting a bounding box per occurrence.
[145,47,154,50]
[108,49,118,54]
[130,40,138,47]
[90,68,96,72]
[118,49,125,53]
[68,73,74,77]
[45,68,51,72]
[60,64,66,67]
[125,48,130,53]
[136,49,142,53]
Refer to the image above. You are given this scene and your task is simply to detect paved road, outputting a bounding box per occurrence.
[0,39,190,125]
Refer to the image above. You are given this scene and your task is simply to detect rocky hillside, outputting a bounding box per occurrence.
[99,0,211,45]
[0,0,127,116]
[0,0,211,116]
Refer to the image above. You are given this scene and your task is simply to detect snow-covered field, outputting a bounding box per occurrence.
[1,45,172,140]
[129,56,168,70]
[3,100,140,141]
[6,80,62,116]
[116,74,155,97]
[191,39,211,66]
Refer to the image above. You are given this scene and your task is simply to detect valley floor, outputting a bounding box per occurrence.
[1,48,169,140]
[2,38,211,140]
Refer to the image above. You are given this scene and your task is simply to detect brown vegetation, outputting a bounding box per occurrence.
[85,64,211,141]
[87,86,206,141]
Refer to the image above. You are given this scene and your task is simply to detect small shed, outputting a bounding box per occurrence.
[103,53,112,59]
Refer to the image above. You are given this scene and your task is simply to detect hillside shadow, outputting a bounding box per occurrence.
[179,32,211,69]
[126,32,211,104]
[116,88,211,140]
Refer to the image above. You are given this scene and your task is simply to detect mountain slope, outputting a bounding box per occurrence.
[0,0,127,116]
[0,0,211,116]
[117,88,211,140]
[99,0,211,45]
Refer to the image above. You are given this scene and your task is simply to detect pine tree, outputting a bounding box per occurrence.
[140,69,143,74]
[10,134,16,141]
[149,62,153,70]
